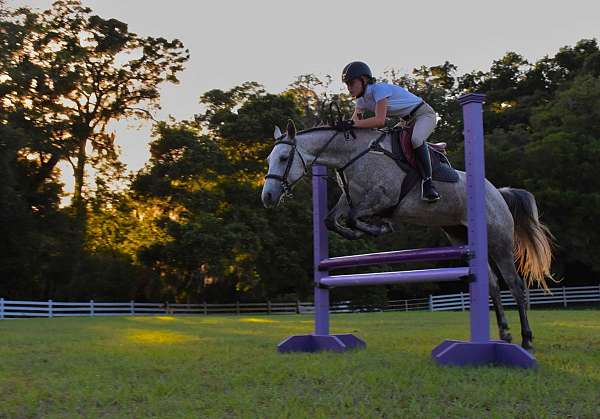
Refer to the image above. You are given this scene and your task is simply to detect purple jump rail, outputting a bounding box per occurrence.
[318,246,470,271]
[277,93,537,368]
[319,267,470,288]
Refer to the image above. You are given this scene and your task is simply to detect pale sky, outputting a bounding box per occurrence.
[8,0,600,194]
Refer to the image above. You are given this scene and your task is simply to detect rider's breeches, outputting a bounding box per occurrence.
[410,102,437,149]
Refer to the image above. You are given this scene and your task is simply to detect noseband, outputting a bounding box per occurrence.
[264,136,309,199]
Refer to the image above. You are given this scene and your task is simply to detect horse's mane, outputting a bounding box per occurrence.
[296,124,378,136]
[275,124,379,143]
[297,125,335,135]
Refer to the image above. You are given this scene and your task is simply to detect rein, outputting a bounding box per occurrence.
[264,127,395,206]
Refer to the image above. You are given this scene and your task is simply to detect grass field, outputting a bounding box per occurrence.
[1,310,599,418]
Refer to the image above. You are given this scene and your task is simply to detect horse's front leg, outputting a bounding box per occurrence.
[324,194,365,240]
[351,213,395,236]
[348,186,397,236]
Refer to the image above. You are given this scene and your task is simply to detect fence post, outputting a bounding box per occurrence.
[130,300,135,315]
[90,300,95,317]
[429,295,433,312]
[267,300,271,315]
[404,299,408,312]
[460,292,465,312]
[562,286,567,308]
[236,301,240,315]
[0,298,4,319]
[296,300,301,314]
[48,299,53,318]
[203,301,207,315]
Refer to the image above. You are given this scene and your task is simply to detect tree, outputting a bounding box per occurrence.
[0,0,189,216]
[458,38,600,282]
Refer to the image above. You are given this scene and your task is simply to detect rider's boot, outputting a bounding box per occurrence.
[414,143,440,203]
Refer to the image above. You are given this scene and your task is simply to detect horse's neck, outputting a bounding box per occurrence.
[298,130,380,168]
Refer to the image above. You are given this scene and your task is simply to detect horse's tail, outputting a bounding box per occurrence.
[499,187,555,291]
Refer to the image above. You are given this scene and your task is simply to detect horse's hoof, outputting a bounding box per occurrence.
[382,221,394,233]
[337,230,364,240]
[521,340,534,351]
[500,331,513,343]
[521,331,534,351]
[324,217,335,230]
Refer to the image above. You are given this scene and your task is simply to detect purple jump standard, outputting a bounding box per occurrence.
[277,93,537,368]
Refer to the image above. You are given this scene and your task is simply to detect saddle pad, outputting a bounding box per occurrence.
[391,129,459,183]
[375,129,460,217]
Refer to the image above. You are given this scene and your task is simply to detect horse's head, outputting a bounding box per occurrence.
[261,120,308,208]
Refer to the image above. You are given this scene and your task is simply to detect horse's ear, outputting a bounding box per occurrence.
[286,120,296,139]
[274,126,282,140]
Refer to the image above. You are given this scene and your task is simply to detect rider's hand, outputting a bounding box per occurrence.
[334,119,354,131]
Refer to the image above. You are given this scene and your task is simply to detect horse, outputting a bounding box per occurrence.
[261,120,554,350]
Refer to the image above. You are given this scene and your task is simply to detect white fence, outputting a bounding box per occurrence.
[429,285,600,311]
[1,284,598,319]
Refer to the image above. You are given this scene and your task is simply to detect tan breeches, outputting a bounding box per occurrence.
[408,102,437,149]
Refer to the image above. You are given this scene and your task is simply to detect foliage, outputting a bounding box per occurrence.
[1,0,598,301]
[0,0,189,214]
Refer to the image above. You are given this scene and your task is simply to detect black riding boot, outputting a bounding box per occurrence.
[414,143,440,202]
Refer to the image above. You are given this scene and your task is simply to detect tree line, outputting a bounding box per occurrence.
[1,1,599,304]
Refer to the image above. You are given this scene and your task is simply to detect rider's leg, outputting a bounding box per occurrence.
[411,103,440,202]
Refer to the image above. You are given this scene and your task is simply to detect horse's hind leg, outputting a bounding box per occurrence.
[492,248,533,350]
[489,261,512,343]
[442,226,511,343]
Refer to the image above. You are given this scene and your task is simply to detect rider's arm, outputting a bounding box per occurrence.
[353,98,387,129]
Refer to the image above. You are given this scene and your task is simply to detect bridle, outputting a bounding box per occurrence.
[264,127,346,201]
[264,135,309,200]
[263,104,357,203]
[264,125,395,209]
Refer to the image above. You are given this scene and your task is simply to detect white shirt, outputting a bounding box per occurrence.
[356,82,422,117]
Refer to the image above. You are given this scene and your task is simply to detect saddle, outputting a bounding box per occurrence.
[374,126,459,216]
[391,126,458,183]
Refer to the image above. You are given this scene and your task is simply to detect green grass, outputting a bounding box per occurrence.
[1,310,599,418]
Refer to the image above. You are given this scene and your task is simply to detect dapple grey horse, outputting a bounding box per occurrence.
[262,121,554,350]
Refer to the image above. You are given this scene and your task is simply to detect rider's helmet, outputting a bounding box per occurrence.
[341,61,374,84]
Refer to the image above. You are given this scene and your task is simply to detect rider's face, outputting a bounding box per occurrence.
[345,78,364,98]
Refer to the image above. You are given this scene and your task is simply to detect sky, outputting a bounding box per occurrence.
[7,0,600,193]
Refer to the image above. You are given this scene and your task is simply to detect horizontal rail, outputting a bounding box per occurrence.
[318,246,470,271]
[125,308,165,312]
[319,267,471,288]
[3,306,50,311]
[3,300,51,306]
[2,312,49,317]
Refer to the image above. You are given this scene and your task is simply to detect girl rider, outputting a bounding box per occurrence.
[339,61,440,202]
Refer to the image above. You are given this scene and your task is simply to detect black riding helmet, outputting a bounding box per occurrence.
[342,61,374,97]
